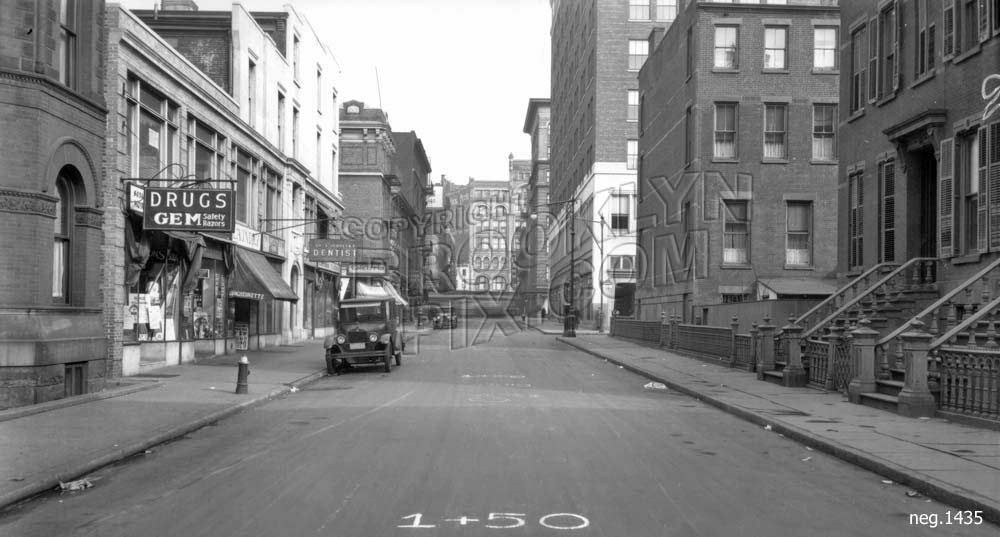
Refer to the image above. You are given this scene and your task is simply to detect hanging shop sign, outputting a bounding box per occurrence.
[143,188,234,232]
[308,238,360,262]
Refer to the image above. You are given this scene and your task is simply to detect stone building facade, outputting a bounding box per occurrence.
[522,98,551,316]
[0,0,109,407]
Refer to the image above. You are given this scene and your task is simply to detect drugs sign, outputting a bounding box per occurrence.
[143,188,234,232]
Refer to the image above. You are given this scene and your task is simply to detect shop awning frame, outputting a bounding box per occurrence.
[231,247,298,301]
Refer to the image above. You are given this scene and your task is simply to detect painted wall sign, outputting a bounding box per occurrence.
[232,223,260,250]
[143,188,234,232]
[308,238,360,262]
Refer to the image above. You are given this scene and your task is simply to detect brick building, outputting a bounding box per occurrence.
[108,1,342,374]
[635,0,841,324]
[549,0,668,331]
[390,130,433,304]
[837,1,1000,299]
[0,0,108,407]
[337,101,429,305]
[423,174,455,293]
[522,98,552,316]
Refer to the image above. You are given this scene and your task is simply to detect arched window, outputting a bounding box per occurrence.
[492,256,500,269]
[52,174,71,302]
[496,205,507,218]
[491,276,505,291]
[476,276,489,291]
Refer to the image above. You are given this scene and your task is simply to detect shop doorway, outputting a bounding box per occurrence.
[233,298,259,350]
[290,266,299,337]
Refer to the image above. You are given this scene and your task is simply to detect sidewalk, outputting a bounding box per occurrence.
[555,333,1000,524]
[526,318,602,335]
[0,341,332,509]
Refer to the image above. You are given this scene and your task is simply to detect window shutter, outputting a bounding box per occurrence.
[868,17,879,102]
[882,161,896,262]
[990,122,1000,249]
[980,126,991,251]
[939,138,955,258]
[979,0,990,42]
[927,23,935,70]
[943,0,955,58]
[892,2,900,91]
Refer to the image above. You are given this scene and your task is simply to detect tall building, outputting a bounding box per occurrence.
[635,0,840,324]
[0,0,108,407]
[549,0,672,330]
[467,179,515,292]
[509,154,532,308]
[424,174,454,293]
[522,98,552,316]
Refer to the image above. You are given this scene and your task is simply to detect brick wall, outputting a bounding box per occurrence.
[636,2,840,319]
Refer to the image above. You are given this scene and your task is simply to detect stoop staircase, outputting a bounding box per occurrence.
[768,256,1000,423]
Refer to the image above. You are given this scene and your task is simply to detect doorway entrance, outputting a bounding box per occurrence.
[915,148,938,258]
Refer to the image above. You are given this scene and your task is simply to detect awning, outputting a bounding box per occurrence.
[231,247,297,301]
[756,278,838,298]
[349,280,409,306]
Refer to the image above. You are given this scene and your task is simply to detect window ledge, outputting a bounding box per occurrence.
[711,68,740,74]
[910,72,935,89]
[953,44,981,65]
[721,264,753,270]
[951,253,982,265]
[811,68,839,75]
[783,265,814,270]
[762,68,790,74]
[712,157,739,163]
[810,159,839,165]
[762,158,789,164]
[875,92,897,107]
[846,109,865,123]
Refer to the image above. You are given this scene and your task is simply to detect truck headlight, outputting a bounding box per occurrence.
[379,333,391,344]
[336,334,346,345]
[368,333,378,343]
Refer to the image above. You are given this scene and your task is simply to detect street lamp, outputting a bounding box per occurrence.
[530,197,577,337]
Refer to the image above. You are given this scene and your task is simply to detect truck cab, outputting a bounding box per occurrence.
[323,297,403,374]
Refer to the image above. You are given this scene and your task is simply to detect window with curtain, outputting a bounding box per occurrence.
[850,26,866,113]
[764,27,787,69]
[812,104,837,161]
[629,0,649,20]
[611,194,630,232]
[656,0,676,22]
[626,139,638,170]
[814,27,837,70]
[628,39,649,70]
[764,104,787,159]
[714,103,737,158]
[52,176,70,302]
[714,26,738,69]
[627,90,639,122]
[786,202,812,266]
[723,200,749,265]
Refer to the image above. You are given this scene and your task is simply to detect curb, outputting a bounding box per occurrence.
[0,368,328,510]
[557,336,1000,525]
[0,381,163,424]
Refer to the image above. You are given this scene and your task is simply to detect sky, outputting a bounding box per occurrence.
[119,0,553,185]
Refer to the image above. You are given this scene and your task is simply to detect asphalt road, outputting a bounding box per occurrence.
[1,325,995,537]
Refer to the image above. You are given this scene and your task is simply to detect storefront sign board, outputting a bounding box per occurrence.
[143,188,234,232]
[308,238,360,262]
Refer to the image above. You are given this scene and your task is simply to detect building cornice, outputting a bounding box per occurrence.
[0,68,108,117]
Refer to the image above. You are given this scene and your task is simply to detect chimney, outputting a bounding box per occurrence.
[161,0,198,11]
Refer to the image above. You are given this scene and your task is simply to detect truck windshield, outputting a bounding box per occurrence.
[339,303,386,323]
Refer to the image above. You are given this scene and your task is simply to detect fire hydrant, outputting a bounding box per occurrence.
[235,355,250,394]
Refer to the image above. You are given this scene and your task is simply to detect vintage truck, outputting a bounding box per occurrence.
[323,296,404,374]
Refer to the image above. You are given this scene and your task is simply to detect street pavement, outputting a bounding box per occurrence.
[0,324,996,535]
